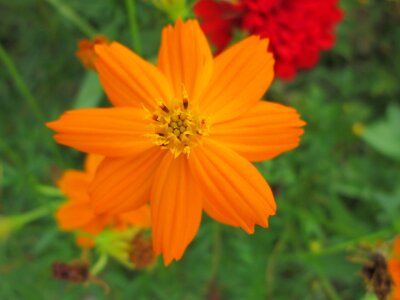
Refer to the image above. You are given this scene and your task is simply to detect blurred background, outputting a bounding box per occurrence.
[0,0,399,299]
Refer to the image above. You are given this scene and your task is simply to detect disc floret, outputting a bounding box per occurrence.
[149,96,208,158]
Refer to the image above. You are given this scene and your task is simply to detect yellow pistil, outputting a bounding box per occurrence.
[147,94,209,158]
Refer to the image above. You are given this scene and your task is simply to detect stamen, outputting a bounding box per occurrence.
[183,98,188,110]
[182,89,189,110]
[160,104,169,113]
[148,95,209,157]
[181,83,189,110]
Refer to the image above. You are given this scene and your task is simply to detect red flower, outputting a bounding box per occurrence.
[194,0,244,51]
[194,0,343,80]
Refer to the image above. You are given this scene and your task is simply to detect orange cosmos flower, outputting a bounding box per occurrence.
[56,154,151,248]
[48,19,305,265]
[388,237,400,300]
[76,36,109,70]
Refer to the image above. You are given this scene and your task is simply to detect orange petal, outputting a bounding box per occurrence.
[57,170,90,200]
[116,206,152,229]
[56,201,96,230]
[157,19,213,103]
[80,216,107,234]
[189,139,276,233]
[151,153,203,265]
[211,101,306,161]
[84,154,104,176]
[95,42,174,109]
[90,147,165,215]
[75,236,95,248]
[76,36,108,70]
[200,36,274,123]
[47,107,153,157]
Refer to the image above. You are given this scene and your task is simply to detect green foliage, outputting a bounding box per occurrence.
[0,0,399,299]
[361,104,400,161]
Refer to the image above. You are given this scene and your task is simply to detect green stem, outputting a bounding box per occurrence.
[17,206,54,224]
[266,226,290,298]
[0,43,64,166]
[284,228,394,261]
[4,205,57,234]
[0,44,46,123]
[125,0,142,54]
[90,254,108,276]
[35,185,64,198]
[315,265,341,300]
[0,138,24,168]
[315,228,393,255]
[45,0,97,37]
[210,222,221,280]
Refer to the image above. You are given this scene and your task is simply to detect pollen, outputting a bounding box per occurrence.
[147,94,209,157]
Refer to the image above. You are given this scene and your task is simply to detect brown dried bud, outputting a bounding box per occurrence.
[361,253,392,300]
[52,261,89,283]
[129,232,155,269]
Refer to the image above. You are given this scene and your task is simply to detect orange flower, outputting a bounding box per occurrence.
[388,237,400,300]
[76,36,108,70]
[56,154,151,248]
[48,19,305,265]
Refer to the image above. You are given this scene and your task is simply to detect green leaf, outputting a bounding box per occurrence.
[73,72,103,109]
[361,104,400,161]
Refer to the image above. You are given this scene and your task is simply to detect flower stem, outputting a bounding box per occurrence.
[315,265,341,300]
[0,44,46,124]
[266,226,290,298]
[1,207,53,242]
[17,206,54,224]
[125,0,142,54]
[210,222,221,280]
[35,185,64,198]
[0,138,24,168]
[314,228,393,255]
[45,0,97,37]
[0,43,64,166]
[284,228,394,261]
[90,253,108,276]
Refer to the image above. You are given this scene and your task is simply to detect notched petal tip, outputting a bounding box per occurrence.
[298,119,307,127]
[46,122,54,129]
[162,254,180,266]
[46,120,60,130]
[93,41,117,55]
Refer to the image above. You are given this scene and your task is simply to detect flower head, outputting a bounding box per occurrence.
[76,36,109,70]
[56,154,151,248]
[48,19,305,265]
[95,227,156,270]
[194,0,244,51]
[194,0,343,80]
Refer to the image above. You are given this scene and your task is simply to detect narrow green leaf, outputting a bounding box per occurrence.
[73,72,103,109]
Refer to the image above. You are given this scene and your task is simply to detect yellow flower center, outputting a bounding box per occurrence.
[148,92,208,158]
